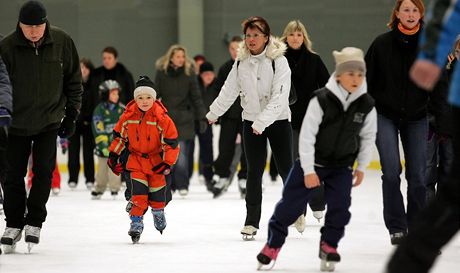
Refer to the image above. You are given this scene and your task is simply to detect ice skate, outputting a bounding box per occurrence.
[238,179,247,199]
[51,187,60,196]
[128,216,144,244]
[91,191,102,200]
[111,191,118,200]
[294,214,306,234]
[24,225,41,253]
[390,231,406,245]
[85,182,94,190]
[313,210,324,222]
[256,243,281,270]
[0,204,3,215]
[68,181,77,190]
[211,175,229,198]
[152,208,167,234]
[178,189,189,197]
[319,241,341,272]
[241,225,258,241]
[1,227,22,254]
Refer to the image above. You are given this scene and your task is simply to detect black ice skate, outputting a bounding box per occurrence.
[24,225,41,253]
[1,227,22,254]
[319,241,341,272]
[241,225,258,241]
[128,216,144,244]
[152,208,166,234]
[256,243,281,270]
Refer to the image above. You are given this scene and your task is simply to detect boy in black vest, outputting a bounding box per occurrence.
[256,47,377,271]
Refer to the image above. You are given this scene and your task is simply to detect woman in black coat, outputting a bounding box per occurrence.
[276,20,330,233]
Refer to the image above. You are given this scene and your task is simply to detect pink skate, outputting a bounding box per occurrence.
[256,243,281,270]
[319,241,341,272]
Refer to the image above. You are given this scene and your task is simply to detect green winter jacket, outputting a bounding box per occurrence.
[0,22,82,136]
[92,102,124,157]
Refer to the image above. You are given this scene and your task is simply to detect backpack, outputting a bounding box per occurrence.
[237,60,297,105]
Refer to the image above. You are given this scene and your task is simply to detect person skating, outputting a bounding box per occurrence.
[256,47,377,271]
[108,76,179,243]
[0,1,82,253]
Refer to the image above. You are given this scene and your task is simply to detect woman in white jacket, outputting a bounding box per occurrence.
[206,16,293,239]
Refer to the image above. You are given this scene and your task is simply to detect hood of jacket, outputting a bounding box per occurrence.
[236,36,287,61]
[325,72,368,110]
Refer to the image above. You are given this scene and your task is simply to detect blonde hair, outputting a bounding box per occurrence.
[155,44,194,76]
[281,20,315,53]
[387,0,425,29]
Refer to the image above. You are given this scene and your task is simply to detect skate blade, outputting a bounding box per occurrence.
[242,234,255,241]
[27,242,36,253]
[257,260,276,271]
[2,244,17,254]
[320,260,337,272]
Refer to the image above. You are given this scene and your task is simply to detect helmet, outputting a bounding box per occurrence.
[99,80,120,101]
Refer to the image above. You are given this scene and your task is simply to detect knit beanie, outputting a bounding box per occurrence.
[134,76,157,100]
[199,61,214,74]
[333,47,366,75]
[19,1,47,25]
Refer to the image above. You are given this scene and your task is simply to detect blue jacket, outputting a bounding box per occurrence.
[417,0,460,106]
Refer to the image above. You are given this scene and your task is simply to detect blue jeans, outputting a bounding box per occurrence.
[425,131,453,202]
[376,114,427,234]
[171,139,193,191]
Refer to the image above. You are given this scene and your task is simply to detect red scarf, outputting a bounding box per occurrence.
[397,22,420,35]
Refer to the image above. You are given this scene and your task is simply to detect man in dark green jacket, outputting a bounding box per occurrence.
[0,0,82,253]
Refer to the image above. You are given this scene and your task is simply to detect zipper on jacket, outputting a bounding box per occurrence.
[33,42,38,56]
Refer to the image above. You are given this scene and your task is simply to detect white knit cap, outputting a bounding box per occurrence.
[134,76,157,100]
[333,47,366,75]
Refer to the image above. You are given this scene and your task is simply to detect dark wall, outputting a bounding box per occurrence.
[204,0,396,72]
[0,0,398,78]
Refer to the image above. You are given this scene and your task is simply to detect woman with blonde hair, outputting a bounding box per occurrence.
[279,19,330,233]
[155,44,207,196]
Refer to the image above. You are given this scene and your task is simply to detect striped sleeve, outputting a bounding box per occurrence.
[109,113,128,155]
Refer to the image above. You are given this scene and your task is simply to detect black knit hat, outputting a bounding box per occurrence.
[134,76,157,99]
[19,1,47,25]
[199,62,214,74]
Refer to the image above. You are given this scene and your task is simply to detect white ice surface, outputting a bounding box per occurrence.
[0,170,459,273]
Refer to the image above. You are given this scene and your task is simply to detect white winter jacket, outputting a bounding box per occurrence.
[206,37,291,133]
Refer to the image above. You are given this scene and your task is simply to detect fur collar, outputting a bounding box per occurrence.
[236,36,287,61]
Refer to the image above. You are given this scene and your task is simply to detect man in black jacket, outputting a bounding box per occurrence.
[0,1,82,253]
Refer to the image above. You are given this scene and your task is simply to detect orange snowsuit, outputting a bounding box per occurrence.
[109,100,179,216]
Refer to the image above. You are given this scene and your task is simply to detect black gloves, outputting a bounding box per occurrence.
[58,108,79,138]
[107,152,123,176]
[0,107,11,127]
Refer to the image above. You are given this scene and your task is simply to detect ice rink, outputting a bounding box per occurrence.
[0,170,459,273]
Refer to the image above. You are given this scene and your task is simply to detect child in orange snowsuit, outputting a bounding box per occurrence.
[108,76,179,242]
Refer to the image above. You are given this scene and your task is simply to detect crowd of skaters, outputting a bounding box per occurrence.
[0,0,459,272]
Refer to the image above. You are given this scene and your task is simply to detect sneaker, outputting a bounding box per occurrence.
[152,208,167,234]
[1,227,22,246]
[390,232,406,245]
[85,182,94,190]
[68,181,77,189]
[257,243,281,270]
[241,225,258,241]
[24,225,41,244]
[178,189,189,196]
[51,187,60,196]
[294,214,306,234]
[91,191,102,200]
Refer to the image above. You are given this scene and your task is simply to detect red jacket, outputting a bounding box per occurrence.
[109,100,179,174]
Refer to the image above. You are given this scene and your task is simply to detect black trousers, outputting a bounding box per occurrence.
[0,127,7,202]
[387,107,460,273]
[243,119,293,228]
[269,128,325,212]
[3,129,59,228]
[67,121,95,184]
[214,117,248,179]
